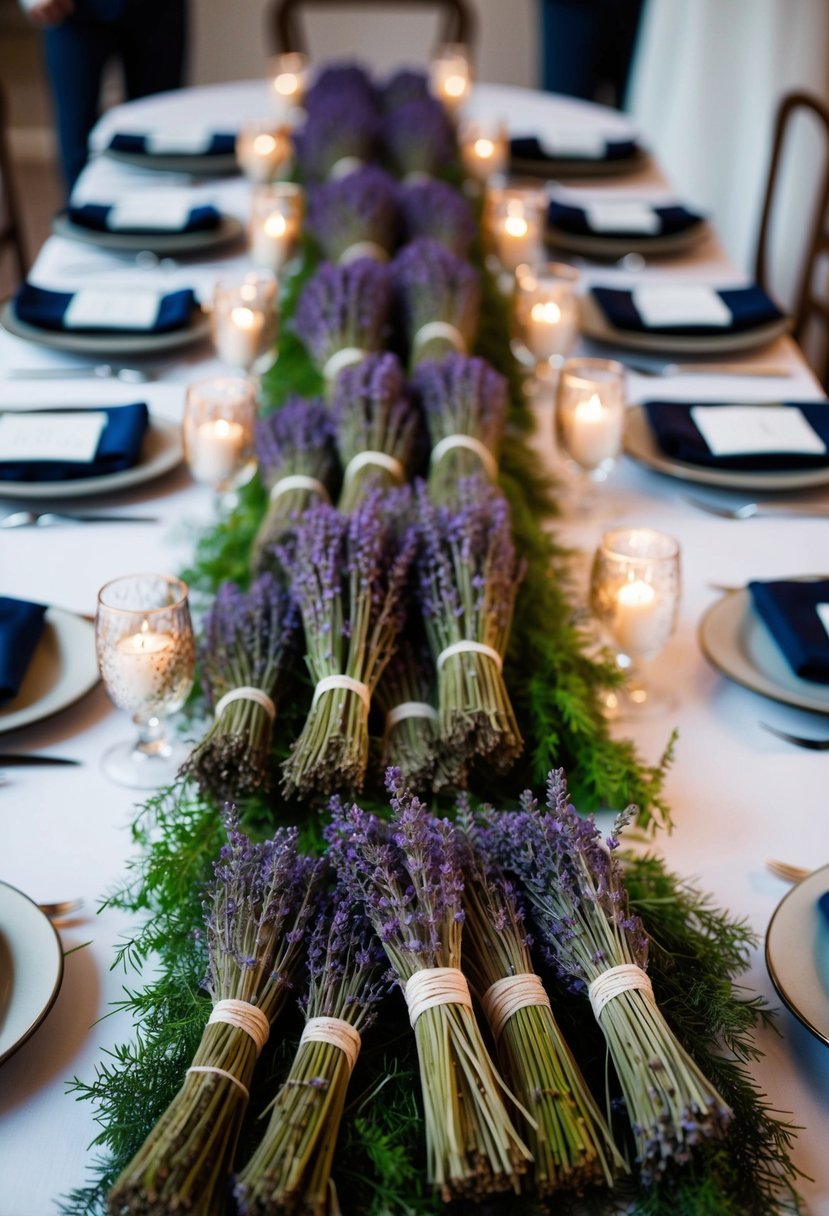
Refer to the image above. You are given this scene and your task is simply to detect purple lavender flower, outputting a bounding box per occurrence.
[381,67,431,112]
[306,165,399,263]
[304,62,378,115]
[399,179,475,257]
[382,97,456,179]
[293,258,392,383]
[392,237,480,366]
[294,93,380,182]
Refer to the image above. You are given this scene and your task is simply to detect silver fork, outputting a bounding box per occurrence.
[1,510,158,528]
[766,859,811,883]
[4,364,153,383]
[686,495,829,520]
[759,721,829,751]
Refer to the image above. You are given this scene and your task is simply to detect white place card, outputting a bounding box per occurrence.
[145,127,213,155]
[541,128,606,158]
[632,284,733,328]
[816,604,829,639]
[0,411,107,462]
[584,201,660,234]
[63,289,162,331]
[690,405,827,456]
[107,191,194,231]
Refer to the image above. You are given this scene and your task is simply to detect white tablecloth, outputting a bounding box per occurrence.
[1,80,828,1216]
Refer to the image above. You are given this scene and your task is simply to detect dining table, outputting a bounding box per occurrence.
[1,76,828,1216]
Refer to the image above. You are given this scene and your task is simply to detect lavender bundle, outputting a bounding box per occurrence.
[393,236,481,367]
[293,258,392,390]
[108,820,320,1216]
[412,354,507,502]
[303,63,377,116]
[250,397,338,576]
[326,771,532,1200]
[399,178,475,257]
[234,884,388,1215]
[279,493,414,796]
[381,67,430,112]
[180,575,296,800]
[458,812,621,1196]
[382,97,456,180]
[306,166,399,265]
[491,772,733,1184]
[332,352,419,512]
[416,478,524,771]
[294,94,380,183]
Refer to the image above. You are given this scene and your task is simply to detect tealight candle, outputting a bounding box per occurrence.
[112,623,176,707]
[184,376,257,493]
[236,121,292,183]
[459,120,508,184]
[212,272,278,371]
[249,182,304,273]
[613,579,661,658]
[191,418,246,486]
[514,262,580,368]
[556,358,626,475]
[269,51,308,112]
[429,43,472,113]
[490,197,543,273]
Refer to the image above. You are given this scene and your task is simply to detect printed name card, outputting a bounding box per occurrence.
[541,128,607,158]
[144,127,213,155]
[632,284,733,328]
[63,289,162,331]
[690,405,827,456]
[107,191,194,231]
[584,201,660,234]
[0,411,107,462]
[817,604,829,639]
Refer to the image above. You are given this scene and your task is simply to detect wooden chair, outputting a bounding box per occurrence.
[755,90,829,384]
[268,0,475,57]
[0,81,28,286]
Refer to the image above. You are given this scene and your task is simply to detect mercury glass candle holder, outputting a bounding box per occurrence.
[236,119,293,184]
[589,527,681,717]
[429,42,472,114]
[183,376,257,502]
[513,262,580,385]
[555,357,626,510]
[96,574,195,788]
[269,51,309,113]
[249,182,304,274]
[211,271,278,372]
[458,119,508,186]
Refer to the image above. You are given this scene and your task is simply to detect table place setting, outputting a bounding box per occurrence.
[0,596,97,736]
[544,192,710,259]
[103,125,240,175]
[509,125,649,178]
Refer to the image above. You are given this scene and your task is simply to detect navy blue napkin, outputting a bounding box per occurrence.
[643,401,829,470]
[511,134,639,164]
[749,579,829,683]
[818,890,829,926]
[0,597,47,706]
[67,202,221,235]
[108,131,236,156]
[591,284,785,336]
[547,201,704,239]
[14,283,195,333]
[0,403,149,482]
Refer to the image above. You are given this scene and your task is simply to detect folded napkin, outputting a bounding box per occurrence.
[108,131,236,156]
[0,402,149,482]
[643,401,829,470]
[592,284,784,336]
[818,890,829,926]
[749,579,829,683]
[510,134,639,164]
[67,202,221,235]
[547,200,704,239]
[14,283,195,333]
[0,597,47,706]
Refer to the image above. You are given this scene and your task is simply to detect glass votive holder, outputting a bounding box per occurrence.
[236,119,293,184]
[269,51,309,112]
[458,119,509,185]
[589,527,681,717]
[555,357,626,508]
[212,272,278,371]
[514,262,580,379]
[429,42,472,113]
[489,193,545,276]
[183,376,257,498]
[249,182,304,273]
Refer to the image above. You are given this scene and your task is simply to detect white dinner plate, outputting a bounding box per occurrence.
[0,415,182,501]
[698,587,829,715]
[0,301,211,358]
[52,211,245,256]
[546,219,710,259]
[0,882,64,1066]
[766,864,829,1047]
[0,609,98,735]
[580,291,791,355]
[624,405,829,492]
[103,148,239,176]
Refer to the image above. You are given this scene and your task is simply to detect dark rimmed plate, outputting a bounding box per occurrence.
[766,864,829,1047]
[0,300,211,357]
[0,882,64,1066]
[52,211,245,257]
[103,148,239,176]
[546,218,710,259]
[510,147,650,179]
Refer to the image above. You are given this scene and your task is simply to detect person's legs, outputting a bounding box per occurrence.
[539,0,601,99]
[42,15,113,194]
[120,0,187,101]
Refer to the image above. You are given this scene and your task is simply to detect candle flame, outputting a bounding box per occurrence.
[214,418,234,438]
[274,72,298,96]
[617,579,656,607]
[474,137,495,159]
[240,283,258,302]
[575,393,604,422]
[530,301,561,324]
[444,73,467,98]
[230,306,257,331]
[253,133,277,156]
[264,212,288,238]
[504,215,529,238]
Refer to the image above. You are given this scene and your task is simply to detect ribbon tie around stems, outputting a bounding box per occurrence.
[342,449,405,488]
[328,155,364,180]
[185,998,272,1100]
[404,966,472,1028]
[481,973,551,1042]
[322,346,367,382]
[339,240,389,265]
[430,433,498,481]
[412,320,467,356]
[299,1016,362,1074]
[214,687,276,722]
[385,700,440,730]
[587,963,654,1020]
[311,673,371,713]
[436,640,503,673]
[269,473,330,504]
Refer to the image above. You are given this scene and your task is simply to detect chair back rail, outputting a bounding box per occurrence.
[268,0,475,56]
[0,81,28,285]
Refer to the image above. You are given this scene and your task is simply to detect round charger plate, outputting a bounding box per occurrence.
[0,609,98,736]
[545,218,710,259]
[0,882,64,1066]
[103,147,239,175]
[52,211,244,256]
[0,415,182,501]
[624,404,829,492]
[766,864,829,1046]
[580,291,791,355]
[510,147,650,179]
[0,301,211,357]
[698,587,829,715]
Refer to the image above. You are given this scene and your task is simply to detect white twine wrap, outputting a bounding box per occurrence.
[343,449,405,487]
[208,998,271,1054]
[588,964,654,1020]
[214,686,276,723]
[385,700,439,730]
[328,155,364,180]
[323,346,366,382]
[339,240,389,265]
[186,1065,249,1100]
[430,433,498,481]
[481,973,551,1041]
[413,320,467,356]
[270,473,330,504]
[404,966,472,1028]
[401,170,433,185]
[437,639,503,673]
[311,673,371,713]
[300,1016,362,1074]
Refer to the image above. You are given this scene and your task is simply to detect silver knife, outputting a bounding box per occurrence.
[1,510,159,528]
[3,365,152,383]
[0,754,81,767]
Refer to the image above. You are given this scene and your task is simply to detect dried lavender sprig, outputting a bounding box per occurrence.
[325,770,531,1201]
[294,93,380,183]
[304,63,378,116]
[293,258,392,390]
[382,97,456,180]
[381,68,431,112]
[108,819,322,1216]
[392,237,481,366]
[250,397,339,576]
[416,478,524,772]
[179,575,297,800]
[332,352,419,512]
[306,165,399,265]
[399,178,476,257]
[278,494,415,796]
[235,885,389,1215]
[487,773,733,1185]
[412,354,507,503]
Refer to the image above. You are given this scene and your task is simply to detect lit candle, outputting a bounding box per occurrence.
[563,393,625,470]
[524,300,577,362]
[214,305,265,369]
[270,52,308,111]
[190,418,246,487]
[113,622,175,705]
[492,203,541,272]
[250,209,299,272]
[236,124,291,183]
[430,45,472,114]
[459,123,508,183]
[613,579,661,658]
